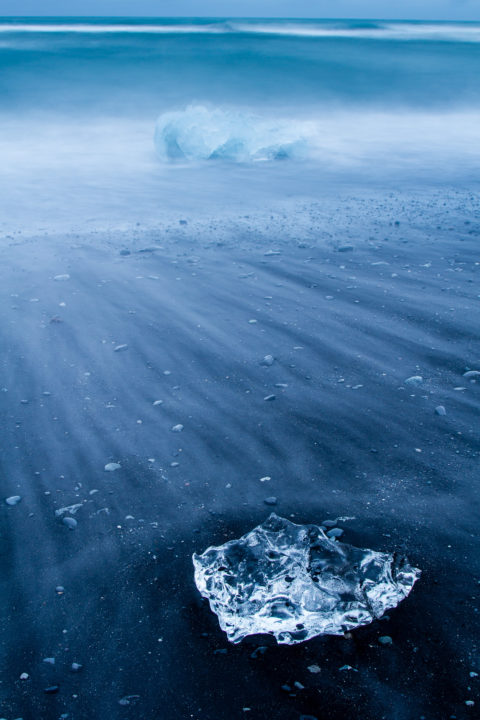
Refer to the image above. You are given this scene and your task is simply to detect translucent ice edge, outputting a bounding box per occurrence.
[193,514,420,645]
[154,105,312,162]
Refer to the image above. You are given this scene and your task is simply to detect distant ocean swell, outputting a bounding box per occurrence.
[1,21,480,42]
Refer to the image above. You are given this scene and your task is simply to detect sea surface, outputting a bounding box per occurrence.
[0,17,479,720]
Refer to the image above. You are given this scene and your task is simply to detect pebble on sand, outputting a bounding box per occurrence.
[404,375,423,386]
[322,519,337,527]
[62,517,77,530]
[171,424,184,432]
[327,528,344,539]
[264,497,277,506]
[261,355,275,366]
[114,344,129,352]
[53,274,70,281]
[104,463,121,471]
[5,495,21,506]
[463,370,480,379]
[378,635,393,645]
[20,673,29,680]
[435,405,447,416]
[263,394,276,401]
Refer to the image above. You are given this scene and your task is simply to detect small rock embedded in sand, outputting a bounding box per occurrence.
[465,700,475,707]
[327,528,344,539]
[53,274,70,281]
[307,664,321,674]
[264,497,277,506]
[463,370,480,379]
[71,663,83,672]
[378,635,393,645]
[114,344,128,352]
[322,519,337,528]
[171,424,184,432]
[405,375,423,386]
[259,476,271,483]
[248,319,257,324]
[263,394,276,401]
[44,685,59,694]
[104,462,121,472]
[261,355,274,366]
[153,400,163,406]
[435,405,447,416]
[55,586,65,595]
[62,517,77,530]
[20,672,29,680]
[43,657,55,665]
[5,495,21,506]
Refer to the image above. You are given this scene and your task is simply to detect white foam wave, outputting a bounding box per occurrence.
[0,23,226,34]
[233,22,480,42]
[1,22,480,42]
[154,105,314,162]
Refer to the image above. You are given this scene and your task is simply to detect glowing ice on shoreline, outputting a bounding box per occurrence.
[193,514,420,645]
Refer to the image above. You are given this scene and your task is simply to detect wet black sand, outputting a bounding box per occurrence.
[0,191,479,719]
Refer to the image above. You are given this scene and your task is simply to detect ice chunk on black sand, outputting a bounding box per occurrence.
[193,514,420,645]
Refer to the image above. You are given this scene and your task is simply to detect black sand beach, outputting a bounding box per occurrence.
[0,190,479,719]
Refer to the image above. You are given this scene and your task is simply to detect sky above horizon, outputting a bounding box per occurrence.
[0,1,479,21]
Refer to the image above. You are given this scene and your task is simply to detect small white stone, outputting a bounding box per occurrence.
[404,375,423,386]
[5,495,21,506]
[53,274,70,281]
[104,463,121,472]
[171,424,184,433]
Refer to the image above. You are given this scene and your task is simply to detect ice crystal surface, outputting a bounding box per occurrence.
[193,514,420,644]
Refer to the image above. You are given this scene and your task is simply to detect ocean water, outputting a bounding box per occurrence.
[0,17,480,233]
[1,18,480,720]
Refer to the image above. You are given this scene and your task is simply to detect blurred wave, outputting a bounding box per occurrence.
[1,20,480,43]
